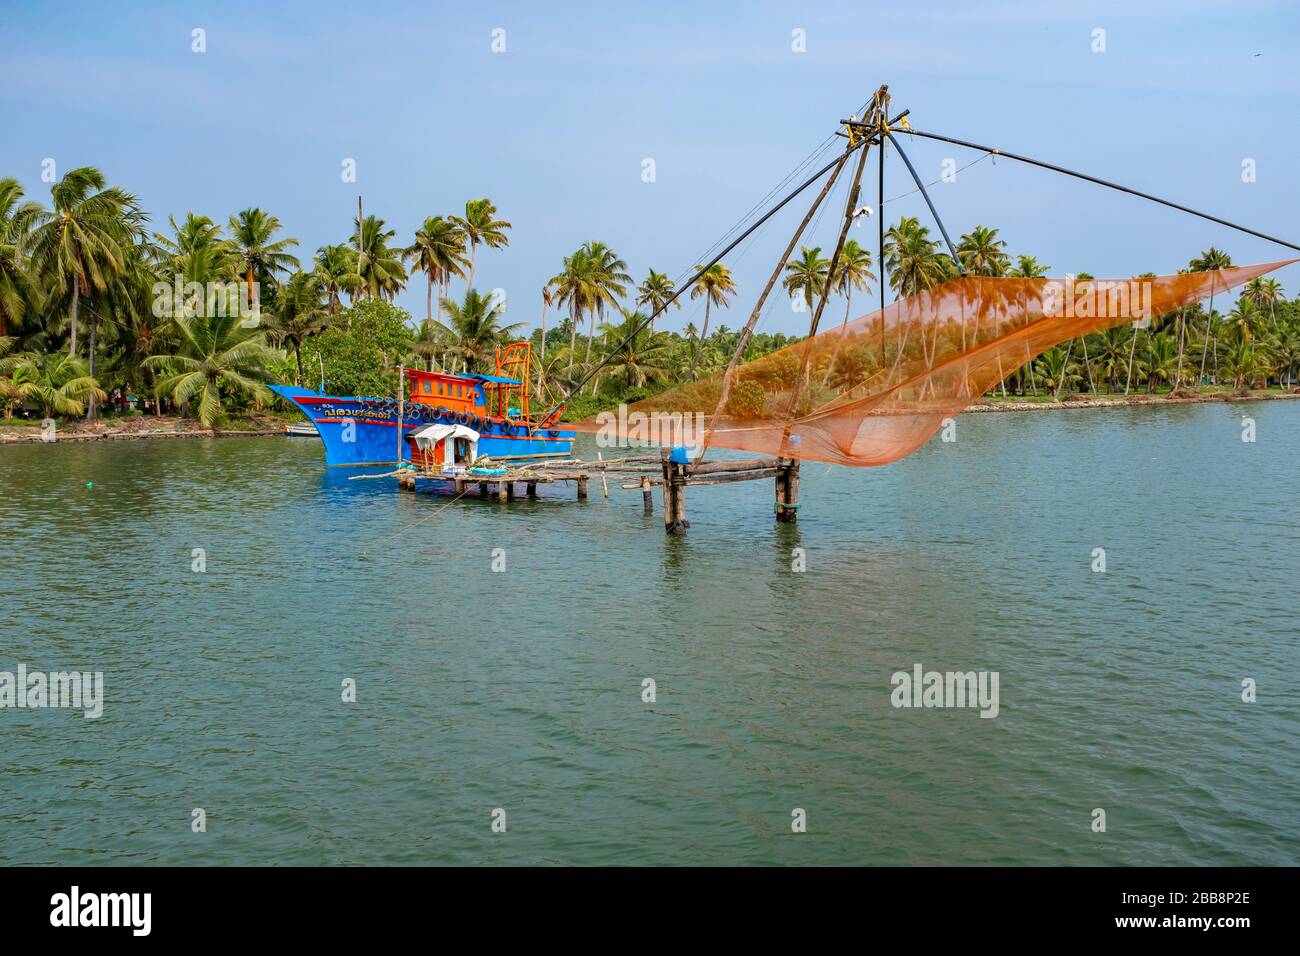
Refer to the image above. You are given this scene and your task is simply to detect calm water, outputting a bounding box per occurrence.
[2,402,1298,866]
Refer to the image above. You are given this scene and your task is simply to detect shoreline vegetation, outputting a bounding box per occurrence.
[5,387,1296,445]
[3,167,1298,442]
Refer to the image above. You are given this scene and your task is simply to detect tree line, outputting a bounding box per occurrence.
[2,168,1296,429]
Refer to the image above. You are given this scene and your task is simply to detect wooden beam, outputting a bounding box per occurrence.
[687,457,781,476]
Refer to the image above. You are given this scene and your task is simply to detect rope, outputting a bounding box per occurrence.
[359,483,473,557]
[880,151,993,207]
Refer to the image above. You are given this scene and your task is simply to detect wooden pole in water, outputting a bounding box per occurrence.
[775,457,796,522]
[785,461,800,523]
[775,459,786,519]
[641,475,653,512]
[576,477,588,499]
[396,364,405,465]
[597,451,609,498]
[671,461,688,532]
[660,449,673,530]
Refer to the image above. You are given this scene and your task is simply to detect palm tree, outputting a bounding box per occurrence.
[151,213,236,284]
[353,215,407,302]
[1125,272,1157,395]
[313,244,362,315]
[550,248,596,376]
[1271,321,1300,387]
[0,350,106,418]
[688,262,735,379]
[1190,247,1232,388]
[402,215,468,330]
[450,198,510,290]
[104,242,178,413]
[1145,333,1179,392]
[436,288,524,374]
[1243,277,1284,330]
[1006,255,1050,279]
[956,225,1010,277]
[0,178,40,339]
[21,167,138,358]
[228,208,299,300]
[822,239,875,385]
[782,246,830,312]
[637,269,677,333]
[537,283,555,399]
[883,217,953,296]
[1221,342,1266,389]
[596,308,674,391]
[1226,300,1261,346]
[145,312,281,427]
[579,241,631,374]
[1032,345,1080,395]
[831,239,875,326]
[1093,327,1131,392]
[270,272,330,385]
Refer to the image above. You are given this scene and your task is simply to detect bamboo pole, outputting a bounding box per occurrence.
[704,148,853,456]
[597,451,609,497]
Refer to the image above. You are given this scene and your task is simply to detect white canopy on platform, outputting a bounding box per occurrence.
[410,422,479,444]
[410,422,479,466]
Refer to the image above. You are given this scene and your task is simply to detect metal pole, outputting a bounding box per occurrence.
[878,131,887,364]
[896,127,1300,254]
[885,130,964,271]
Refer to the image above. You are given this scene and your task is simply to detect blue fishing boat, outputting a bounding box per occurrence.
[271,343,573,467]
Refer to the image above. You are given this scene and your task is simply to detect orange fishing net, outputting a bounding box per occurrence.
[572,260,1295,466]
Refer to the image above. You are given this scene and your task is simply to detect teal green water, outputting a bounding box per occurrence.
[2,402,1298,865]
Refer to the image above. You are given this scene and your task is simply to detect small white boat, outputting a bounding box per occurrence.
[285,422,320,438]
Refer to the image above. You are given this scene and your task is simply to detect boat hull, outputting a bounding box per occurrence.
[270,386,573,466]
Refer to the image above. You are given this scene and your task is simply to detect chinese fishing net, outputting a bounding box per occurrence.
[569,260,1295,466]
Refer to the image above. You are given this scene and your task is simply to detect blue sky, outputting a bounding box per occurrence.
[2,0,1297,335]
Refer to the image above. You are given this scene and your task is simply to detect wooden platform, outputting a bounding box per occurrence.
[396,464,591,501]
[371,450,799,530]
